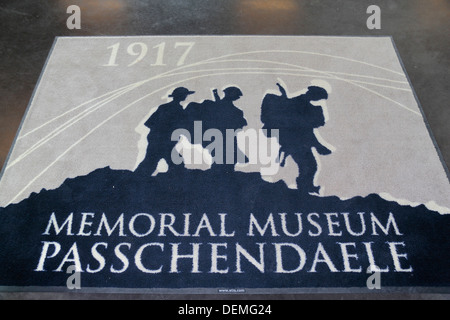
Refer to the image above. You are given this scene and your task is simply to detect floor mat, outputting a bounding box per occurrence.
[0,36,449,293]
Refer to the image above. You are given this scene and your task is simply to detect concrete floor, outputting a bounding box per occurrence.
[0,0,449,300]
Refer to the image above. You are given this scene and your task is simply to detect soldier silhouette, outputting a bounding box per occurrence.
[210,86,248,166]
[261,83,331,194]
[136,87,194,175]
[185,86,248,167]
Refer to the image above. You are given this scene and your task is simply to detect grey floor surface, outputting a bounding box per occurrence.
[0,0,449,300]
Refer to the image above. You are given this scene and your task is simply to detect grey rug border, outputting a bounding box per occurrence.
[0,35,448,296]
[1,285,450,295]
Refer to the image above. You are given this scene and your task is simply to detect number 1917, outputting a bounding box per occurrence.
[103,41,195,67]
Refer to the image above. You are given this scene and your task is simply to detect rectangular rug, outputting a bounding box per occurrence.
[0,36,449,294]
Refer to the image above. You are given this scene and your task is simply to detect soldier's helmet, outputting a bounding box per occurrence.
[223,86,243,101]
[306,86,328,101]
[169,87,195,99]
